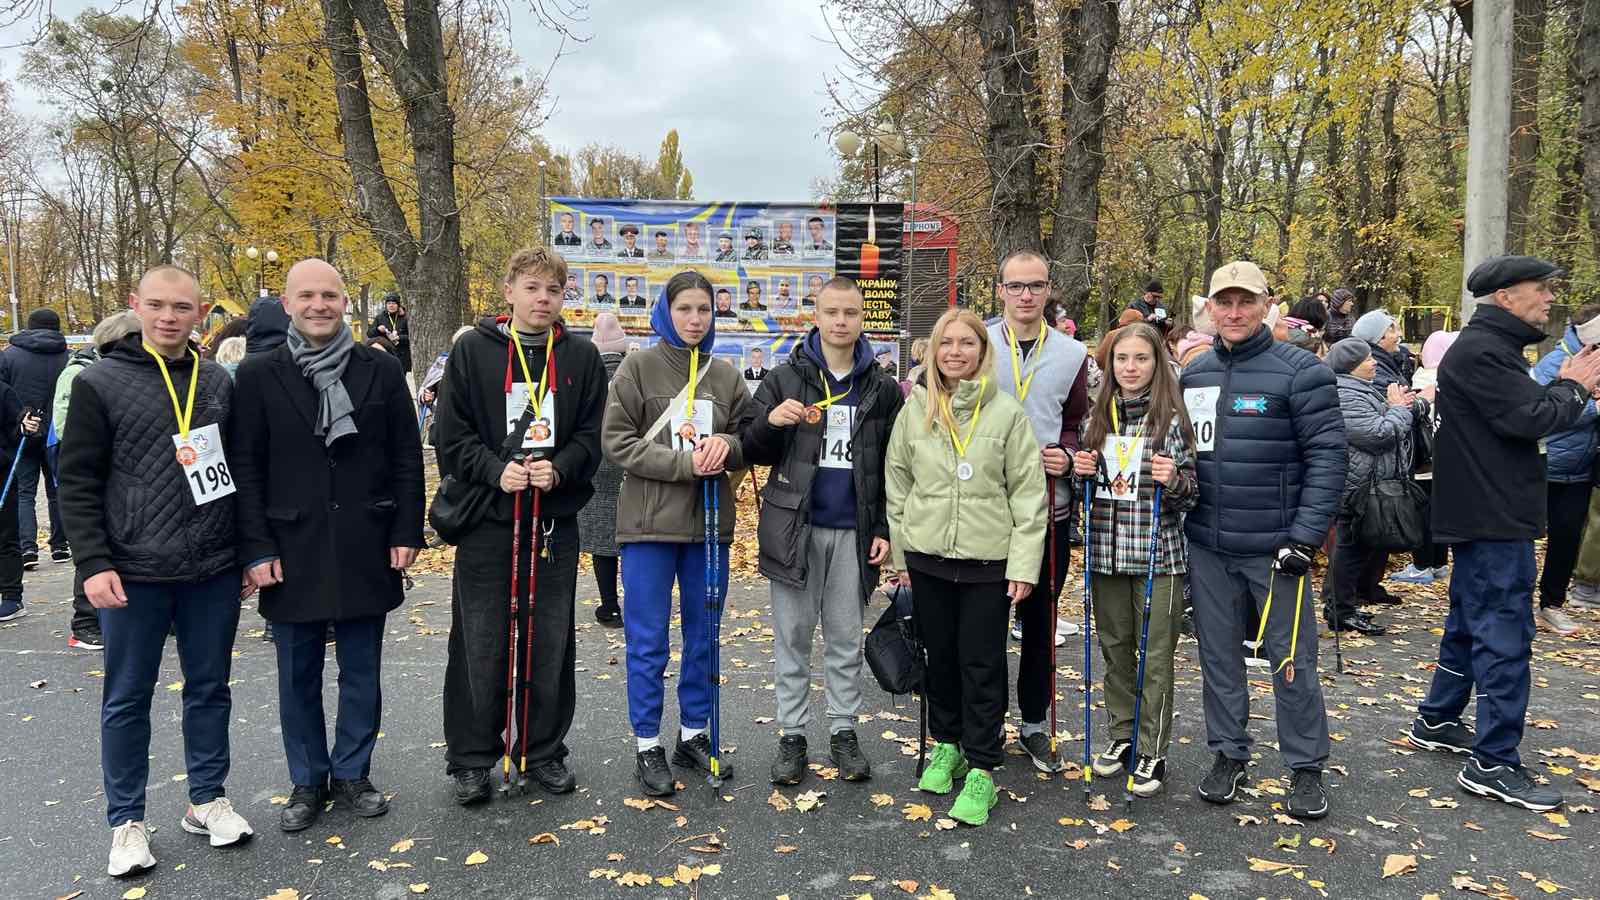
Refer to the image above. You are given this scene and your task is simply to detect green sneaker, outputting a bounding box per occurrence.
[948,769,998,826]
[916,742,970,795]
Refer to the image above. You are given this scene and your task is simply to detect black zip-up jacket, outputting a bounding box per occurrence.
[0,327,69,428]
[1179,324,1346,556]
[433,316,606,522]
[738,334,903,603]
[1433,303,1589,543]
[58,334,237,583]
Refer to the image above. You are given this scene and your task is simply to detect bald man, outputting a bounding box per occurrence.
[58,264,255,876]
[230,259,425,833]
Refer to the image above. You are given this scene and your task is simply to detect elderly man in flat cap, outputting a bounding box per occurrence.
[1406,255,1600,813]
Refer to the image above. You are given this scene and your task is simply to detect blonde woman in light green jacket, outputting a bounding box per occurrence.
[885,307,1046,826]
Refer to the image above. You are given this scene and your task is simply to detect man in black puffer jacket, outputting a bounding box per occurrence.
[738,278,902,787]
[0,308,70,565]
[1180,260,1345,821]
[1406,255,1600,814]
[58,265,253,876]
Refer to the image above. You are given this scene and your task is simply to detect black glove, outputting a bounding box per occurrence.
[1274,544,1315,577]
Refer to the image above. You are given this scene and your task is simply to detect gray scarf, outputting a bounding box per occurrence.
[287,323,357,446]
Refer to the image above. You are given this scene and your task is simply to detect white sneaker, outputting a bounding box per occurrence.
[1538,607,1580,637]
[1010,623,1023,642]
[181,797,254,847]
[1055,619,1081,646]
[1568,582,1600,609]
[108,820,156,877]
[1387,564,1434,584]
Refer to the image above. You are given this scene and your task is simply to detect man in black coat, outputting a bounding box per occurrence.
[245,295,289,358]
[434,246,606,805]
[1406,255,1600,813]
[232,259,425,833]
[738,278,902,786]
[0,381,39,623]
[369,292,412,374]
[59,265,254,876]
[0,307,70,567]
[1180,260,1345,821]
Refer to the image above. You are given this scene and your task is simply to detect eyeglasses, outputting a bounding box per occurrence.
[1001,281,1050,298]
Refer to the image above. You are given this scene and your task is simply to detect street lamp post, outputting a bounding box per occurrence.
[245,246,279,297]
[834,128,907,203]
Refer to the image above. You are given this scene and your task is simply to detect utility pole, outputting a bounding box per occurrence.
[1460,0,1515,323]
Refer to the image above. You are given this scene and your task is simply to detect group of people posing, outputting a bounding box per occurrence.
[67,244,1589,882]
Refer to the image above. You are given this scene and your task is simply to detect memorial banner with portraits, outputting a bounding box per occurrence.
[547,198,901,335]
[597,331,903,387]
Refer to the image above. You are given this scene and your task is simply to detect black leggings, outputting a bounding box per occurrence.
[593,553,619,610]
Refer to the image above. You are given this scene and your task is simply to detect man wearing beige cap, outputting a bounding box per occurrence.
[1179,260,1346,820]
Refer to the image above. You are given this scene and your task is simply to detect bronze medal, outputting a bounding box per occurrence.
[804,405,823,425]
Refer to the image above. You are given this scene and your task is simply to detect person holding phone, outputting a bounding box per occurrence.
[884,307,1046,826]
[601,270,750,797]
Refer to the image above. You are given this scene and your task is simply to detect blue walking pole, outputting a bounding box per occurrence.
[1124,484,1165,812]
[0,438,27,509]
[1080,472,1096,802]
[704,478,725,787]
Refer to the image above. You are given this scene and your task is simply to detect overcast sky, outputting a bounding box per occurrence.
[1,1,853,200]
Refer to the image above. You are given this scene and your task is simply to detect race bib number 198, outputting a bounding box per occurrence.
[173,423,236,506]
[1184,386,1220,453]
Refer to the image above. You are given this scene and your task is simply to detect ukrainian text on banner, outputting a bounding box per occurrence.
[547,198,900,334]
[833,203,903,334]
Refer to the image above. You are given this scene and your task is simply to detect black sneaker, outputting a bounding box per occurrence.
[21,552,38,571]
[1407,716,1474,755]
[68,630,105,651]
[1457,757,1563,811]
[529,758,576,794]
[636,747,676,797]
[1020,731,1065,773]
[770,734,808,785]
[1284,768,1328,819]
[51,548,72,563]
[1128,756,1166,797]
[595,606,623,628]
[1091,738,1131,777]
[1197,753,1247,804]
[672,733,733,780]
[452,768,491,806]
[0,595,22,621]
[331,777,389,817]
[829,730,871,782]
[279,784,328,832]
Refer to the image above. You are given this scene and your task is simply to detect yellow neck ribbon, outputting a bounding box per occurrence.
[941,377,987,458]
[685,348,701,417]
[510,325,554,418]
[815,372,852,411]
[1006,323,1045,402]
[1108,398,1147,474]
[145,343,199,440]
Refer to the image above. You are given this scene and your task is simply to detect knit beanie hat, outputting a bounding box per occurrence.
[1325,337,1372,374]
[1421,330,1459,369]
[1351,309,1394,343]
[27,308,61,331]
[590,312,628,353]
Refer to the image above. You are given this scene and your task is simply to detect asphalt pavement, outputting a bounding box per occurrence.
[4,547,1600,899]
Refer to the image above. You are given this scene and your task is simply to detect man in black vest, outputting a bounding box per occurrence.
[59,265,254,877]
[435,246,607,805]
[232,259,425,832]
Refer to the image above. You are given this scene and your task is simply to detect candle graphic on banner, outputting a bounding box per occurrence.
[859,205,880,278]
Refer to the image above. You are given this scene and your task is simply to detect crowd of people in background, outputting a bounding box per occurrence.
[5,240,1594,880]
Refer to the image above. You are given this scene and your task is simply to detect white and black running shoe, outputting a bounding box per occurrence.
[1457,757,1563,812]
[1406,716,1474,755]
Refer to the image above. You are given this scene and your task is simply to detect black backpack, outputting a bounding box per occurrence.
[865,582,923,695]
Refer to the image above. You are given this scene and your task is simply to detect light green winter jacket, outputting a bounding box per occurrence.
[885,374,1047,583]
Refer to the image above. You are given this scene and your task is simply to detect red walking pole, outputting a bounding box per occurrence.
[516,450,549,785]
[1046,445,1062,773]
[500,481,524,793]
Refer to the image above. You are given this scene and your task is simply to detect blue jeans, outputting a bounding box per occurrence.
[16,446,64,555]
[98,569,242,826]
[1417,540,1536,767]
[620,541,728,738]
[275,616,385,788]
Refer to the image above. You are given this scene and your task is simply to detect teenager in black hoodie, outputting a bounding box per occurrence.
[434,246,607,805]
[738,278,902,786]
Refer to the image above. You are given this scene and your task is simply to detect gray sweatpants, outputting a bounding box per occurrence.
[772,526,864,734]
[1189,545,1330,772]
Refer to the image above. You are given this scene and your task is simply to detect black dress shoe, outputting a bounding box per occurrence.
[453,768,492,806]
[279,784,328,832]
[530,758,576,794]
[331,777,390,817]
[1328,613,1387,635]
[636,747,676,797]
[672,733,733,780]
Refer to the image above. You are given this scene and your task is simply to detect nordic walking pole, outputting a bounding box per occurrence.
[1045,443,1063,774]
[0,437,26,509]
[516,450,549,791]
[1124,484,1164,813]
[1080,470,1097,802]
[704,477,725,787]
[500,453,527,794]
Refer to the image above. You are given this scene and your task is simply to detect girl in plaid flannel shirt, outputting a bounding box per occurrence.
[1072,323,1198,797]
